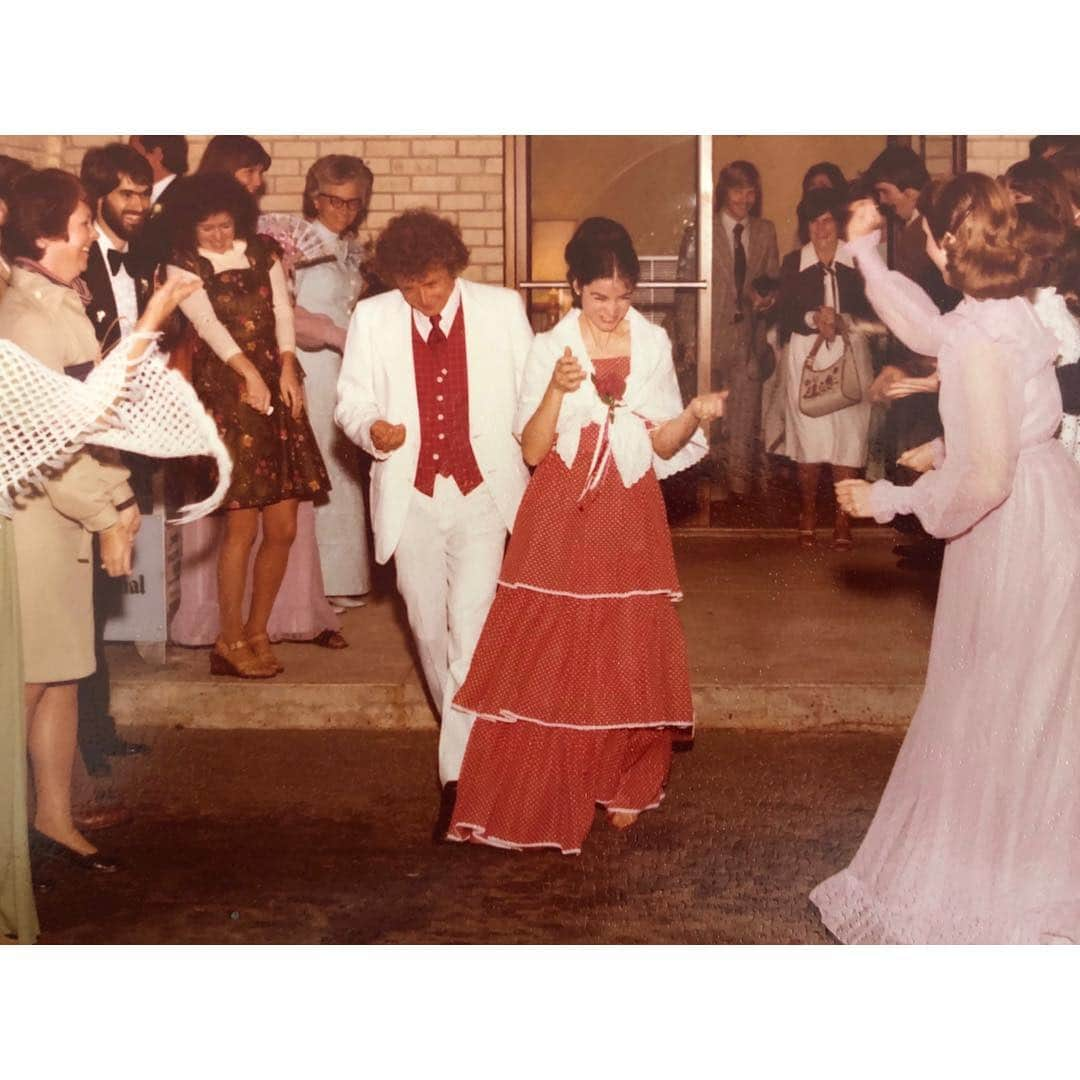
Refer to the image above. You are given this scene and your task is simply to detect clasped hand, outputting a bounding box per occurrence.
[835,478,874,518]
[371,419,407,453]
[690,390,729,422]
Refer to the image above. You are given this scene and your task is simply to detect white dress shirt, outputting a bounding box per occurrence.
[411,278,462,343]
[95,229,138,334]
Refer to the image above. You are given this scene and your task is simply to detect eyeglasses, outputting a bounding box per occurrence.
[316,193,367,211]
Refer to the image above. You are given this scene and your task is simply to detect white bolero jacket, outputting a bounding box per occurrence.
[515,305,707,486]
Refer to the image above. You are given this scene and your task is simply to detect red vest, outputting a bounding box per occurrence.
[411,307,483,497]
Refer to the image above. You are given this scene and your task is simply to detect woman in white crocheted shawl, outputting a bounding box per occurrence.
[0,166,199,914]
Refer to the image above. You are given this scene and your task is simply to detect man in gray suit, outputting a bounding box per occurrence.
[709,160,779,500]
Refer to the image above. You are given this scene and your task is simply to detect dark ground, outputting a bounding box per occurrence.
[36,728,900,945]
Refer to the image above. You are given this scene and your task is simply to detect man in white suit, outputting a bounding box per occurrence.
[336,210,533,819]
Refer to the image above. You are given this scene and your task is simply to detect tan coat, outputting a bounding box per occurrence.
[0,267,133,683]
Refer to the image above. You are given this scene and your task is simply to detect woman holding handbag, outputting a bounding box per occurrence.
[777,187,877,549]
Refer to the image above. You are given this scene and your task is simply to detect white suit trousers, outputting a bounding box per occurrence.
[392,476,507,785]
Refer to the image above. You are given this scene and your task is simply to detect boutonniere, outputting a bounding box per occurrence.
[95,309,107,323]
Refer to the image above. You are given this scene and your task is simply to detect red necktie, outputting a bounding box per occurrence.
[428,313,446,345]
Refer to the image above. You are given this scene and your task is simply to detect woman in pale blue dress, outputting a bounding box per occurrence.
[294,155,374,608]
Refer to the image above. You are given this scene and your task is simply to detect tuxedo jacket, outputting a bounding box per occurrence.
[82,242,154,354]
[130,177,181,278]
[335,277,534,564]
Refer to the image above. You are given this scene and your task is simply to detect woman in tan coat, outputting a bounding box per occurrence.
[0,168,188,874]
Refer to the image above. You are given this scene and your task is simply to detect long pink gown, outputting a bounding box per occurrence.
[811,232,1080,944]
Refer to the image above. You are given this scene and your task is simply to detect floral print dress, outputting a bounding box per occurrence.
[181,238,329,509]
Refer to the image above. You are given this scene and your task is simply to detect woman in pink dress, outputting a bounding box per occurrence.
[811,175,1080,943]
[446,217,727,854]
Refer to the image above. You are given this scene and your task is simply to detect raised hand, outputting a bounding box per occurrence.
[138,274,202,333]
[371,419,406,453]
[690,390,729,422]
[847,198,883,242]
[549,346,585,394]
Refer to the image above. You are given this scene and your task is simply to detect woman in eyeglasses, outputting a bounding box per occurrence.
[293,156,375,612]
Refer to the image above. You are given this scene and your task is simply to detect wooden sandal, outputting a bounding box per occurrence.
[210,638,276,679]
[245,630,284,674]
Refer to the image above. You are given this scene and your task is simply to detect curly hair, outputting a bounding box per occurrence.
[374,208,469,284]
[1055,229,1080,317]
[4,168,88,262]
[918,173,1030,300]
[563,217,639,306]
[161,172,259,261]
[302,155,373,233]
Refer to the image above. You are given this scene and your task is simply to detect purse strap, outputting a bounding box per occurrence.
[806,319,851,363]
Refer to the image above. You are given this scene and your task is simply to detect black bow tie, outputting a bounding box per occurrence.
[107,248,134,276]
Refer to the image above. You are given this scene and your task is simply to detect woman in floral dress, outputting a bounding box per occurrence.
[166,173,329,678]
[447,217,726,854]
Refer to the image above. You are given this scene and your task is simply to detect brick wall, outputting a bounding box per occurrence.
[964,135,1035,179]
[41,134,507,284]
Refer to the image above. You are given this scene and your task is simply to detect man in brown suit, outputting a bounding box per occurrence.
[708,160,779,500]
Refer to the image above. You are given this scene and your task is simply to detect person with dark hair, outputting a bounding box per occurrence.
[129,135,189,271]
[198,135,272,197]
[709,160,779,501]
[1056,230,1080,414]
[1000,159,1080,463]
[71,143,157,786]
[0,154,33,301]
[336,208,533,808]
[802,161,849,197]
[293,155,375,610]
[864,145,960,568]
[443,217,725,853]
[777,187,877,549]
[130,135,189,196]
[811,176,1080,943]
[0,168,197,877]
[1029,135,1080,161]
[164,173,330,677]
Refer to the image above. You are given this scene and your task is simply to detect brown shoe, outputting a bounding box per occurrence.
[245,630,284,674]
[312,629,348,650]
[72,803,132,832]
[210,638,276,679]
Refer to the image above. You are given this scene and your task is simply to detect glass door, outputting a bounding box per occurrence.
[509,135,714,525]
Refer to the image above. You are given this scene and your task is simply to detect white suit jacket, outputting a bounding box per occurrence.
[335,277,534,564]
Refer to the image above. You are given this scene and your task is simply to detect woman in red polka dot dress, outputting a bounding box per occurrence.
[446,218,727,854]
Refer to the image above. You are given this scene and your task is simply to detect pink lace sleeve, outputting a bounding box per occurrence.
[869,328,1023,538]
[848,232,947,359]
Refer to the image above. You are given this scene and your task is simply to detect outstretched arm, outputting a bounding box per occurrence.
[864,331,1023,538]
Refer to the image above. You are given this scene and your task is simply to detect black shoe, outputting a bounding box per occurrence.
[101,737,149,758]
[432,782,458,844]
[29,828,120,874]
[81,752,112,778]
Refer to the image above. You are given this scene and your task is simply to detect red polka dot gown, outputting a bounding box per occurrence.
[448,356,694,854]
